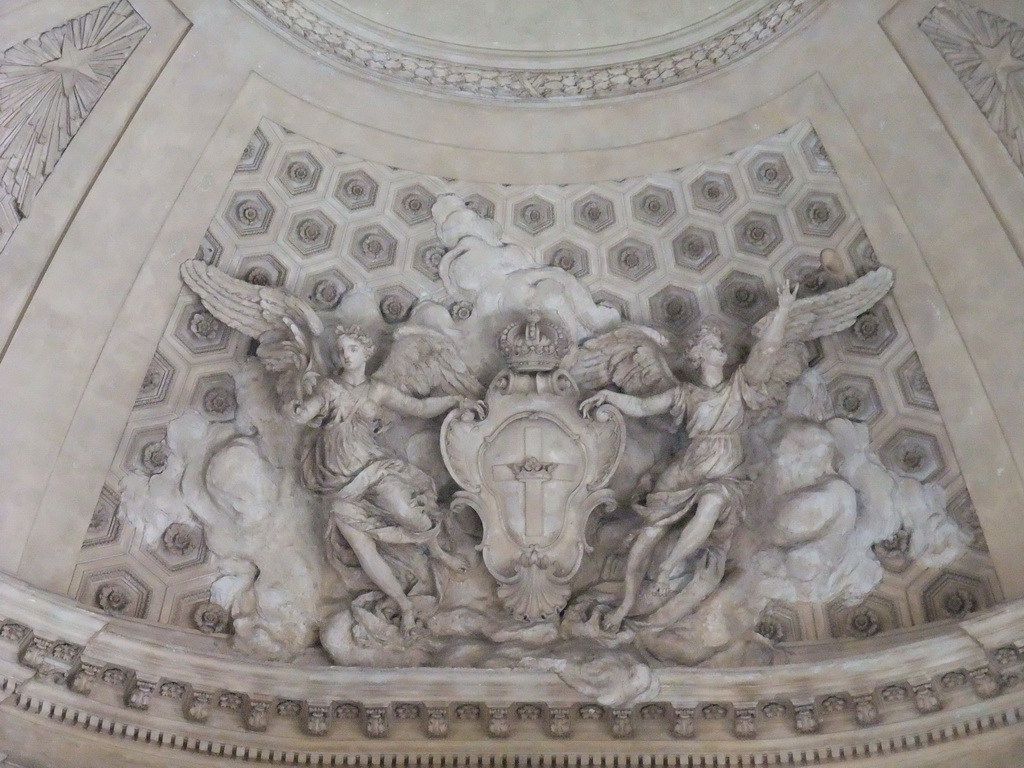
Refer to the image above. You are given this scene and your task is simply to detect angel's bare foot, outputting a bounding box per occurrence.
[445,555,469,576]
[436,548,469,574]
[400,607,418,637]
[601,607,627,633]
[650,578,673,596]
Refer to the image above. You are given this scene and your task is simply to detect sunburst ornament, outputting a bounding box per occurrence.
[0,0,148,218]
[922,0,1024,172]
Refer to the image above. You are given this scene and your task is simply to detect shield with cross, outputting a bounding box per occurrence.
[441,365,626,621]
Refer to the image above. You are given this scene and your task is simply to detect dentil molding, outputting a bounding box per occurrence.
[3,569,1024,763]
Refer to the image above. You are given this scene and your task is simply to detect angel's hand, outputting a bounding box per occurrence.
[579,390,612,418]
[300,370,319,396]
[777,279,799,311]
[282,316,305,345]
[455,396,487,420]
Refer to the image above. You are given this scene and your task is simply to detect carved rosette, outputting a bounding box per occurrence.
[442,316,625,621]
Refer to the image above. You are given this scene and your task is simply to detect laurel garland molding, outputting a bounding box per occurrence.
[233,0,825,102]
[2,571,1024,762]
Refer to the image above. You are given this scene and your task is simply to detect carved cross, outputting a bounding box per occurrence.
[492,425,576,538]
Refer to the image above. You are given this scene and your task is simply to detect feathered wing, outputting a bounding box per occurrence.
[754,266,895,344]
[570,323,680,396]
[180,260,326,396]
[372,324,484,399]
[748,266,895,400]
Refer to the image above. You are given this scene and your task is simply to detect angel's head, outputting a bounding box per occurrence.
[686,321,728,372]
[333,326,375,371]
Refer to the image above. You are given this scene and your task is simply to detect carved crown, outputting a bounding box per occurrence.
[497,314,571,372]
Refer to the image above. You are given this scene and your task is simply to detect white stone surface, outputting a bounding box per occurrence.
[1,0,1024,761]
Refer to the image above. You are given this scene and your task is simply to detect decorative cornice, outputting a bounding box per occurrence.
[2,572,1024,762]
[233,0,826,102]
[5,685,1024,764]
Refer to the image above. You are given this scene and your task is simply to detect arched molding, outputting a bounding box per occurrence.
[230,0,828,102]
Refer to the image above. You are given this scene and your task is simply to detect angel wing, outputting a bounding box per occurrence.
[753,266,894,344]
[372,324,483,399]
[747,266,895,401]
[180,260,327,395]
[570,323,680,396]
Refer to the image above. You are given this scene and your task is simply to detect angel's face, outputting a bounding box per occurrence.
[337,336,369,371]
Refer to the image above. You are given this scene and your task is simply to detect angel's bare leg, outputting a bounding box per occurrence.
[602,523,669,632]
[426,538,468,573]
[372,479,467,573]
[649,547,726,625]
[333,519,417,634]
[651,490,725,593]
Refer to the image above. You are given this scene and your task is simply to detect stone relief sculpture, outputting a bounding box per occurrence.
[441,314,626,622]
[430,193,620,368]
[574,270,893,633]
[181,261,479,637]
[115,192,971,702]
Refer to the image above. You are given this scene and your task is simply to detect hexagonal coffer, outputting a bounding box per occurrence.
[350,225,397,270]
[879,428,946,482]
[649,286,699,331]
[378,286,417,324]
[276,151,322,195]
[393,185,436,225]
[921,571,994,622]
[734,211,783,257]
[77,567,153,619]
[690,171,737,214]
[225,191,274,238]
[513,196,556,235]
[608,238,656,281]
[545,241,589,278]
[302,269,351,311]
[631,185,676,227]
[134,352,174,408]
[573,193,616,233]
[334,170,379,211]
[287,211,336,257]
[838,305,897,357]
[827,374,883,424]
[236,128,269,173]
[896,352,938,410]
[797,192,846,238]
[717,270,771,324]
[672,226,720,272]
[413,239,447,281]
[747,152,793,196]
[801,130,836,174]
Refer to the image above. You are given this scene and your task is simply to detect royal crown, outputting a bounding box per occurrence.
[498,313,571,373]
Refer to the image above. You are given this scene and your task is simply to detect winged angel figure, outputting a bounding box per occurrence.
[577,267,894,632]
[181,261,482,634]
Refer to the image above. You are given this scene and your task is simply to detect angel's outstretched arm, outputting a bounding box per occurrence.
[580,388,676,419]
[375,383,459,419]
[744,282,798,384]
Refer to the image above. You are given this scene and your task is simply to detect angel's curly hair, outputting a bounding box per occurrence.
[685,320,726,368]
[333,325,376,356]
